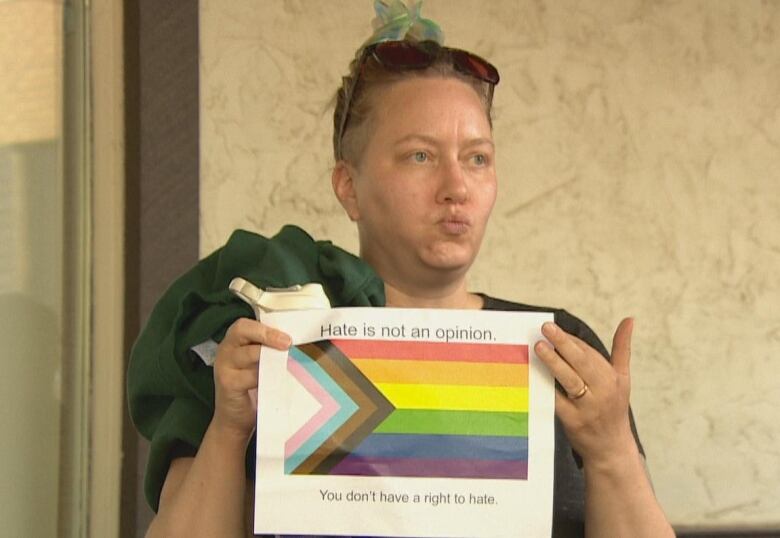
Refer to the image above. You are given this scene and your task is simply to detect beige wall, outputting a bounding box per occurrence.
[200,0,780,528]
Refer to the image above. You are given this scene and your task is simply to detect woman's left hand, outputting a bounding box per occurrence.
[534,318,638,467]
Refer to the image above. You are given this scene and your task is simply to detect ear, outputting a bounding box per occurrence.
[331,161,361,221]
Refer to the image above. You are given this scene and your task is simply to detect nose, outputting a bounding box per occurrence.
[436,157,468,204]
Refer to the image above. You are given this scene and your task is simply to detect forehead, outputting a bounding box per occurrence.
[368,76,492,140]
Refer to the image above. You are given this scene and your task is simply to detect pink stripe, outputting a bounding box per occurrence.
[284,359,340,458]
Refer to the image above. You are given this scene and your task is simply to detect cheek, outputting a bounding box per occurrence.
[488,185,498,213]
[381,192,426,228]
[476,179,498,220]
[360,174,428,218]
[355,179,408,229]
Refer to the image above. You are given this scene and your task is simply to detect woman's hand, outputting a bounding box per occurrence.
[535,319,675,536]
[212,318,291,440]
[149,318,290,538]
[534,318,637,467]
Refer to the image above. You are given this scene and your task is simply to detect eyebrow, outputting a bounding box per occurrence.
[394,134,495,149]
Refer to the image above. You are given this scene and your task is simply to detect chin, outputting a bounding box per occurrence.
[421,246,476,273]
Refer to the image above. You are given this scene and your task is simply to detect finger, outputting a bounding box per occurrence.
[568,333,614,373]
[215,344,260,376]
[611,317,634,377]
[226,318,292,349]
[567,333,594,354]
[217,367,259,393]
[534,340,588,397]
[230,344,263,369]
[541,322,598,382]
[262,325,293,350]
[553,388,579,421]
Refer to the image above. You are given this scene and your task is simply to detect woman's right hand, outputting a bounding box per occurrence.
[150,318,289,538]
[211,317,291,440]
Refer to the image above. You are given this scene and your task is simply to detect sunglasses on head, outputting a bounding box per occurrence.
[335,40,500,161]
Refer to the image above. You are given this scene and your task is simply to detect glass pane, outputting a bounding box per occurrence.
[0,2,64,536]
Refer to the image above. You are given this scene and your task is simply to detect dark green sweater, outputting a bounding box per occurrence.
[127,225,384,510]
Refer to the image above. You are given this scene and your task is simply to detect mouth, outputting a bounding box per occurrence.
[438,215,472,235]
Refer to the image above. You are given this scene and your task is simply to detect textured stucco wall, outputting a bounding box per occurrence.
[200,0,780,528]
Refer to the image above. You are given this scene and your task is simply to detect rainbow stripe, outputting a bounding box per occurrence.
[284,339,529,480]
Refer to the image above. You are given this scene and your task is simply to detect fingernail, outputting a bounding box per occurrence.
[278,333,292,348]
[542,322,557,335]
[535,340,550,352]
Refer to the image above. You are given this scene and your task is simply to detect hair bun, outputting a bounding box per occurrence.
[365,0,444,46]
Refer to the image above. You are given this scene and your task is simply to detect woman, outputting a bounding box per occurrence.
[142,3,674,537]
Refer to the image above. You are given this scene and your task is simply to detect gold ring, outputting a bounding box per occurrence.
[568,383,589,400]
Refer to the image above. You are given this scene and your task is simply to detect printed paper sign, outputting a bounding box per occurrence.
[254,308,555,538]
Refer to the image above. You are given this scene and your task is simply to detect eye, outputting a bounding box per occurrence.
[472,153,489,166]
[412,151,429,163]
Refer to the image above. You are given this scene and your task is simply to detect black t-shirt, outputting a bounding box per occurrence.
[480,294,645,537]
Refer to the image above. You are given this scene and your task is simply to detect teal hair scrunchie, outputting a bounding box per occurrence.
[365,0,444,46]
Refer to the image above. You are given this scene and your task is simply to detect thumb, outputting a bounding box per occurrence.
[611,317,634,376]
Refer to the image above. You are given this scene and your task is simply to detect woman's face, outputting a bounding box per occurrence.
[335,76,497,291]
